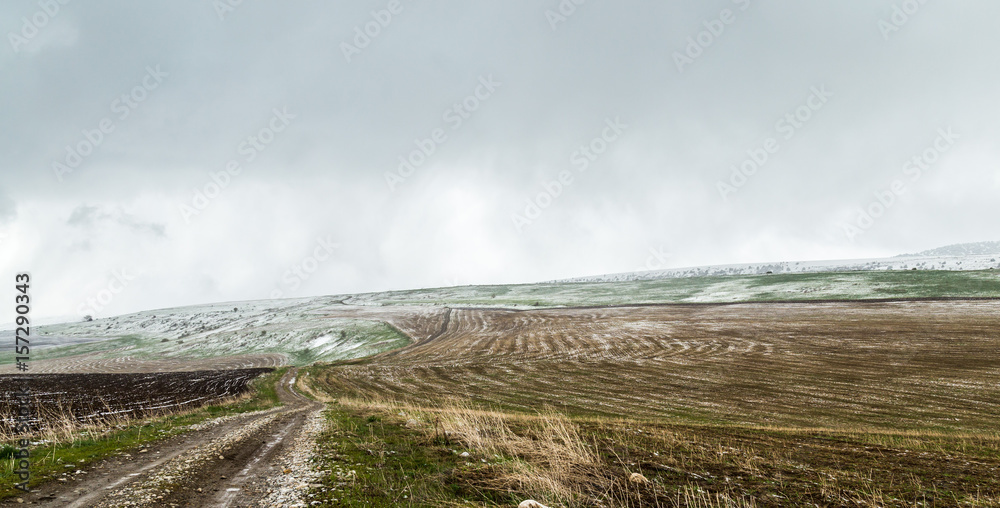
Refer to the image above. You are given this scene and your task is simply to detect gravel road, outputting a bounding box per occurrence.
[3,368,325,508]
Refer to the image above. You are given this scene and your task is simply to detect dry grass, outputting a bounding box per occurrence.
[316,301,1000,433]
[308,300,1000,506]
[306,393,1000,506]
[675,486,758,508]
[0,391,253,448]
[331,397,772,507]
[340,397,605,505]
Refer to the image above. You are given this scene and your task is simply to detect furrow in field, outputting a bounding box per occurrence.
[318,301,1000,431]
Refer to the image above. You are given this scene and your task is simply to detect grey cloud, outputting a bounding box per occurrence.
[68,204,165,237]
[0,1,997,317]
[0,191,14,222]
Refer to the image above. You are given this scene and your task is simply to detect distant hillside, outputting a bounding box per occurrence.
[336,270,1000,309]
[559,241,1000,283]
[0,297,410,372]
[901,241,1000,258]
[7,261,1000,374]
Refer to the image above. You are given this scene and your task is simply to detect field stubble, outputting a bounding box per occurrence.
[317,301,1000,432]
[308,300,1000,506]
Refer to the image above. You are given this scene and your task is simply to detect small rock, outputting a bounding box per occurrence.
[519,501,550,508]
[459,451,470,458]
[628,472,648,484]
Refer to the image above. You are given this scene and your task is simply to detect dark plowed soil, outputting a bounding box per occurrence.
[0,368,272,432]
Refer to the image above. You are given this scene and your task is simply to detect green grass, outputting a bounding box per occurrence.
[305,398,1000,507]
[308,405,522,507]
[344,270,1000,308]
[0,368,286,501]
[6,318,410,367]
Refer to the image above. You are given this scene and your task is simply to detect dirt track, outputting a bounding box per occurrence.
[3,369,323,508]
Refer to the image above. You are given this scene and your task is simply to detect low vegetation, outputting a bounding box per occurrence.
[303,396,1000,507]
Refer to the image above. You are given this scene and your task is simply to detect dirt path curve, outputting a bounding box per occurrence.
[4,368,325,508]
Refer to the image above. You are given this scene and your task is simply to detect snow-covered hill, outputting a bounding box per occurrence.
[558,242,1000,283]
[14,296,409,368]
[900,241,1000,258]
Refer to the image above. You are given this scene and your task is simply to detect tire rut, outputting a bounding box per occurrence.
[4,369,323,508]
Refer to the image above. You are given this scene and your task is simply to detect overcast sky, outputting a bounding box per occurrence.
[1,0,998,319]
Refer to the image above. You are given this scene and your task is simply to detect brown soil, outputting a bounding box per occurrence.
[315,300,1000,432]
[0,369,271,433]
